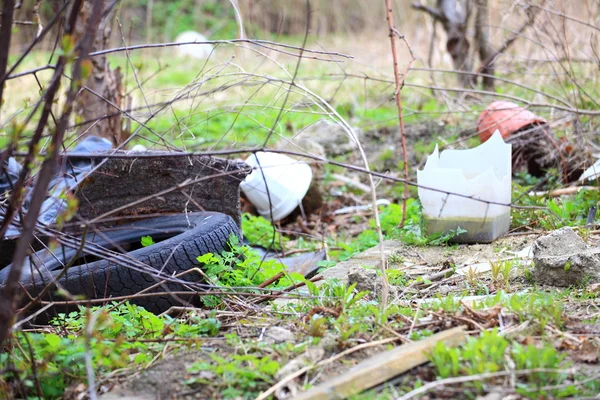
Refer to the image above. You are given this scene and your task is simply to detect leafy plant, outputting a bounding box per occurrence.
[1,302,223,399]
[428,330,573,398]
[386,269,407,286]
[196,235,302,306]
[186,353,280,399]
[511,187,600,231]
[242,213,288,250]
[490,259,513,290]
[428,340,461,378]
[336,201,467,261]
[304,315,328,338]
[333,315,362,346]
[141,235,155,247]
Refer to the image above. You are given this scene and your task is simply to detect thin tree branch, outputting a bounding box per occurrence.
[0,0,104,346]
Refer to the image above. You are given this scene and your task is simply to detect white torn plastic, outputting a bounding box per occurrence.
[241,152,313,221]
[578,159,600,182]
[417,130,512,243]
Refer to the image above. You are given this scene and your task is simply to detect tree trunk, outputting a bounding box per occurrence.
[475,0,495,89]
[413,0,474,87]
[73,1,126,146]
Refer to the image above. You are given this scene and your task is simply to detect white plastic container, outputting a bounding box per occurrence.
[175,31,214,59]
[417,130,512,243]
[240,152,313,221]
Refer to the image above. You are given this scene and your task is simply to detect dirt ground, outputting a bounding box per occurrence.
[98,233,555,400]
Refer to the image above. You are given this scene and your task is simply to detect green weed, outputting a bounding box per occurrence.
[242,213,288,250]
[335,201,467,261]
[511,187,600,231]
[0,303,221,399]
[428,329,574,398]
[490,259,513,290]
[197,235,302,306]
[141,235,155,247]
[185,353,280,399]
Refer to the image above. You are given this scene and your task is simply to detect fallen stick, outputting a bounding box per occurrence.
[292,326,466,400]
[531,186,598,197]
[255,336,402,400]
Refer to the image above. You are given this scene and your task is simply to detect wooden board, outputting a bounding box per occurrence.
[293,326,467,400]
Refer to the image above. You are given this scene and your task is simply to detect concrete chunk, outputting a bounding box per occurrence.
[532,227,600,286]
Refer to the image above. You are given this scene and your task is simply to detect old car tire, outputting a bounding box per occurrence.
[0,212,239,314]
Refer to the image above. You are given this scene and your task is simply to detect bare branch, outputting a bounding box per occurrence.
[411,2,446,22]
[0,0,105,346]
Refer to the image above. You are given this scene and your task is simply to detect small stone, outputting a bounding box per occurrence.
[348,266,380,293]
[532,227,600,287]
[263,326,295,343]
[476,392,503,400]
[279,119,362,158]
[277,136,326,160]
[347,266,397,297]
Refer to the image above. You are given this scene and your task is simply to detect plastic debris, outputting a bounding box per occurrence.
[1,136,112,237]
[417,131,512,243]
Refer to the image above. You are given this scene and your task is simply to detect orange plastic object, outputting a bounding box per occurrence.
[477,101,547,143]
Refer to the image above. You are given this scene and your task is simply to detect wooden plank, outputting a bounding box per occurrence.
[293,326,467,400]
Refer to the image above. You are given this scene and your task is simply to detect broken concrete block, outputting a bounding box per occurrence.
[532,227,600,286]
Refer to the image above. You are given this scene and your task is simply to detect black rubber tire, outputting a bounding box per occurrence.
[0,212,239,314]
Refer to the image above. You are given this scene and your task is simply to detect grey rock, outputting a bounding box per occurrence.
[532,227,600,286]
[277,135,326,160]
[347,265,398,297]
[319,240,404,298]
[279,119,362,158]
[263,326,295,343]
[348,266,381,293]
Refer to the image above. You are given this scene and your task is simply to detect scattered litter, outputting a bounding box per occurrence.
[417,130,511,243]
[250,245,326,278]
[509,245,533,260]
[330,173,371,193]
[530,186,598,197]
[129,144,148,152]
[579,159,600,182]
[455,262,492,276]
[276,250,327,278]
[0,136,112,237]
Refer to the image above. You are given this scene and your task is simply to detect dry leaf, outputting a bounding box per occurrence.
[573,340,600,364]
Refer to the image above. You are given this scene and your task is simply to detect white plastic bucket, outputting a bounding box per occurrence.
[175,31,214,59]
[417,130,512,243]
[240,152,313,221]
